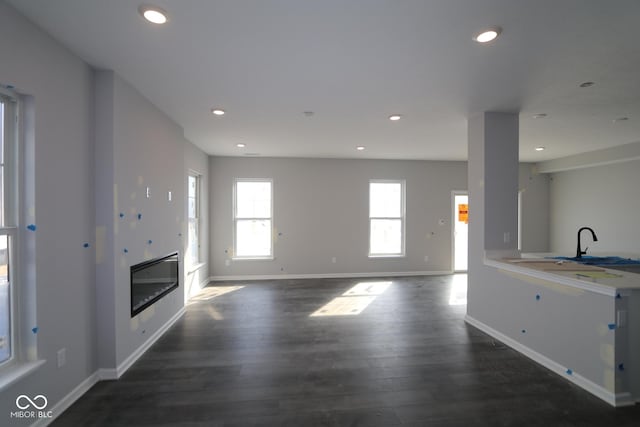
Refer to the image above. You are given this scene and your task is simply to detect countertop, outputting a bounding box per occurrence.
[485,252,640,296]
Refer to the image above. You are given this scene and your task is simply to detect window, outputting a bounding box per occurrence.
[0,92,17,366]
[369,180,405,256]
[187,173,201,266]
[234,180,272,258]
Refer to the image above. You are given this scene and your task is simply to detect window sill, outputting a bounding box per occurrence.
[368,254,406,259]
[186,262,206,274]
[0,359,46,392]
[232,257,274,261]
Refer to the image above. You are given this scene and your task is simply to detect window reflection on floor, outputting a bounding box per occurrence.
[448,274,467,306]
[188,286,244,305]
[310,281,392,317]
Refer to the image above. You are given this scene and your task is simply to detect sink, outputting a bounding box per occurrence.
[550,256,640,266]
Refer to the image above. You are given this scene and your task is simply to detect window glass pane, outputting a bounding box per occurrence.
[236,181,271,218]
[0,234,10,363]
[1,101,4,227]
[188,175,196,198]
[187,219,198,263]
[236,219,271,257]
[188,198,196,219]
[370,219,402,254]
[370,182,401,218]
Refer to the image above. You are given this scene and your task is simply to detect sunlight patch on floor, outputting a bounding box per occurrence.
[448,274,467,306]
[310,281,392,317]
[188,285,245,306]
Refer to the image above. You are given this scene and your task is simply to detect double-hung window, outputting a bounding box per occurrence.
[0,91,17,366]
[369,180,405,257]
[234,180,273,258]
[187,173,201,266]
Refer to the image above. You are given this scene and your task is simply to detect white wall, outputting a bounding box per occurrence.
[210,157,468,277]
[519,164,549,252]
[0,1,95,423]
[549,159,640,257]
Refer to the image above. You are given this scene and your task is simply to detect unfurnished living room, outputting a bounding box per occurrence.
[2,1,640,426]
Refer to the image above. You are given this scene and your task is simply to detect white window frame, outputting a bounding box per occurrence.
[368,179,406,257]
[233,178,274,260]
[187,172,202,268]
[0,88,44,390]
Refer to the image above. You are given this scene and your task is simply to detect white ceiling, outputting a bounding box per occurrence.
[8,0,640,162]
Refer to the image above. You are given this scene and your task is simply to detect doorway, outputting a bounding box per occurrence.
[453,193,468,272]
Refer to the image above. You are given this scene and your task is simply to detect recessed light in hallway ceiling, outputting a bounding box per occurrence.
[389,115,402,121]
[473,27,501,43]
[535,146,545,151]
[138,5,168,24]
[211,108,225,116]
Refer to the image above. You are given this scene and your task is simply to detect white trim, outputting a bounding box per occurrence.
[31,371,101,427]
[208,270,451,282]
[464,314,635,407]
[368,180,406,257]
[451,190,468,273]
[98,307,185,381]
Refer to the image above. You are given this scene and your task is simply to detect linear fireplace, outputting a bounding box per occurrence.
[131,252,179,317]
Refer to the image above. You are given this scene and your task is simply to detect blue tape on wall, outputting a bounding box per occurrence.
[26,224,37,231]
[119,212,125,218]
[137,213,142,220]
[566,369,573,375]
[618,363,625,371]
[123,248,129,254]
[608,323,617,330]
[83,243,90,248]
[616,293,622,299]
[535,294,541,301]
[148,240,152,245]
[521,329,526,334]
[31,327,38,334]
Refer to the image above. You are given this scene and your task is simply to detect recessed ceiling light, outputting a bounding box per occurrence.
[473,27,501,43]
[579,81,595,88]
[533,113,547,119]
[139,5,168,24]
[236,143,246,148]
[535,146,545,151]
[211,108,225,116]
[389,114,402,121]
[356,146,365,151]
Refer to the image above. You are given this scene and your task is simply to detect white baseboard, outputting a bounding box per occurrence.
[464,314,635,407]
[113,306,186,379]
[31,372,101,427]
[31,306,187,426]
[209,270,452,282]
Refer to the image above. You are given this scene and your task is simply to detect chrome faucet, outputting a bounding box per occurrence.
[576,227,598,258]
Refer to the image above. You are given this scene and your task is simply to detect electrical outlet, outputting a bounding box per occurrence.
[57,348,66,368]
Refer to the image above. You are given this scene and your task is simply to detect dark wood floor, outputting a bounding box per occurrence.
[54,275,640,426]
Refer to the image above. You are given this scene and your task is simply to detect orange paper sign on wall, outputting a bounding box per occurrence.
[458,204,468,224]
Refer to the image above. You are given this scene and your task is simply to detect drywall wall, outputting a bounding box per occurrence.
[0,1,95,423]
[209,157,468,277]
[549,159,640,257]
[467,112,629,406]
[95,70,187,369]
[519,164,549,252]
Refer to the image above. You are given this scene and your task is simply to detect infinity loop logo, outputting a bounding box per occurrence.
[15,395,48,410]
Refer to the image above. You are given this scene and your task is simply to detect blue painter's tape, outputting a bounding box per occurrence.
[566,369,573,375]
[535,294,541,301]
[618,363,625,371]
[123,248,128,254]
[608,323,617,330]
[521,329,526,334]
[616,293,622,299]
[32,327,38,334]
[137,213,142,220]
[148,240,152,245]
[27,224,37,231]
[119,212,125,218]
[83,243,90,248]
